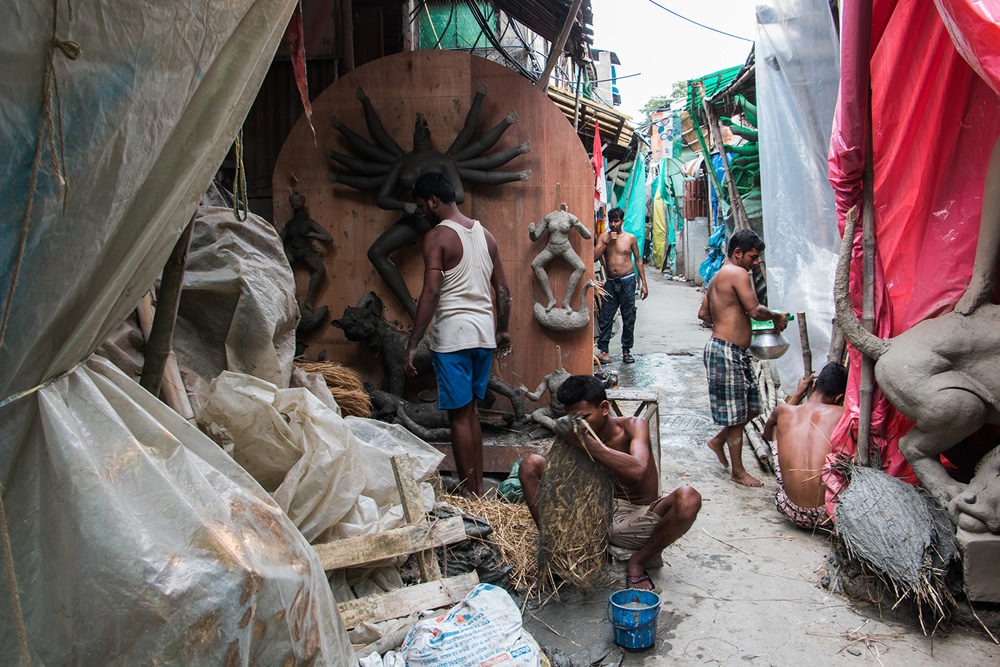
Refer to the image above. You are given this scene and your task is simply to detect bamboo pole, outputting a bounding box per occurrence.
[141,215,194,397]
[857,99,877,468]
[702,95,750,230]
[572,67,582,131]
[828,319,846,365]
[137,294,195,423]
[797,311,812,376]
[535,0,583,89]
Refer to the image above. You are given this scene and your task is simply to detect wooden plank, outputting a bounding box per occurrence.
[607,388,658,402]
[314,516,466,571]
[338,572,480,628]
[392,455,441,582]
[275,50,596,399]
[434,442,547,474]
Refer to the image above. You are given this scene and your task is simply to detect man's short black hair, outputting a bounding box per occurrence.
[608,207,624,221]
[556,374,607,407]
[815,362,848,397]
[727,228,765,257]
[412,170,457,203]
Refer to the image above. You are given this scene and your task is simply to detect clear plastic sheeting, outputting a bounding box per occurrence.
[0,0,357,663]
[198,372,367,543]
[4,356,354,664]
[173,206,300,409]
[755,0,842,386]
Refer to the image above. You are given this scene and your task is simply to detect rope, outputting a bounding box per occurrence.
[2,12,81,660]
[1,482,31,665]
[1,35,81,353]
[232,129,248,222]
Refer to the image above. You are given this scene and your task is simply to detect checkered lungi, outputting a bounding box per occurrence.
[703,337,760,426]
[770,439,828,530]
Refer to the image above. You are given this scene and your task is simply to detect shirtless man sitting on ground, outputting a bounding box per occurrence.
[698,229,788,487]
[519,374,701,590]
[763,363,847,529]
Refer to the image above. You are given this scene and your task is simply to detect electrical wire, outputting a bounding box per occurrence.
[647,0,753,42]
[464,0,535,79]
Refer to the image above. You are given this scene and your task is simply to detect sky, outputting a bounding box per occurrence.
[588,0,758,121]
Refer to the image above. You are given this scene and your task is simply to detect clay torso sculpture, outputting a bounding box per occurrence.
[517,346,571,431]
[528,204,593,331]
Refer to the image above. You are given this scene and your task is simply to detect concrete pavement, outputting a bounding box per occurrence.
[520,270,999,666]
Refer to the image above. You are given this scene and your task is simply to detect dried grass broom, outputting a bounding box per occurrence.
[293,359,372,418]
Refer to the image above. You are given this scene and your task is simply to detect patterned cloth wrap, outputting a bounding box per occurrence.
[703,337,761,425]
[769,439,827,530]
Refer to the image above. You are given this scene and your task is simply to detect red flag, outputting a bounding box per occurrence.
[592,121,606,202]
[288,2,316,144]
[592,121,606,233]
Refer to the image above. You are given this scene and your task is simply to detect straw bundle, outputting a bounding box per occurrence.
[833,463,956,633]
[293,359,372,418]
[440,493,539,593]
[536,438,614,595]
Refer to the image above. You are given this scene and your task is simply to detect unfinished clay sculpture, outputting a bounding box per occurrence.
[280,193,332,310]
[517,345,571,431]
[532,280,594,332]
[835,138,1000,533]
[529,204,592,309]
[326,85,530,319]
[332,292,527,421]
[367,385,451,442]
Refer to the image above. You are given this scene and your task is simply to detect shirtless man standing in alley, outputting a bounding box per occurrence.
[698,229,787,487]
[763,363,847,529]
[594,207,648,364]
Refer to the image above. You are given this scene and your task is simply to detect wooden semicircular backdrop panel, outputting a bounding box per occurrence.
[273,50,595,395]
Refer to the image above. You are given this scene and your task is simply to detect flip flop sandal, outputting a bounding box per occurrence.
[622,352,635,364]
[625,572,653,590]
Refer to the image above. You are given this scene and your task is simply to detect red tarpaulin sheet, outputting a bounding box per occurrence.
[825,0,1000,516]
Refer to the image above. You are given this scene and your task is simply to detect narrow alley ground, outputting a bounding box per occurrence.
[519,270,999,666]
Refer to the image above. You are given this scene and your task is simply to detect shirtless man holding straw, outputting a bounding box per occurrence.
[519,374,701,590]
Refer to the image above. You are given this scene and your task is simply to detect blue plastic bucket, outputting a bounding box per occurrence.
[607,589,661,650]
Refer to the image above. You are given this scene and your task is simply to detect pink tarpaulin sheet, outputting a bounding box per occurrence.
[825,0,1000,516]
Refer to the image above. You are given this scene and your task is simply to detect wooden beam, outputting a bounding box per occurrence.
[338,572,479,628]
[797,311,812,376]
[535,0,584,89]
[392,455,440,582]
[140,214,195,398]
[313,516,466,571]
[434,443,547,474]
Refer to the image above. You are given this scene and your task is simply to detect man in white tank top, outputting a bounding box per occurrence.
[404,171,512,498]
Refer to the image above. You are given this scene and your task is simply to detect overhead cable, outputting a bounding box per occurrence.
[647,0,754,43]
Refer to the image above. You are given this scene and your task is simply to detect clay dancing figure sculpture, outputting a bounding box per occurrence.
[326,84,531,319]
[835,136,1000,533]
[528,203,592,316]
[517,345,571,431]
[280,193,333,339]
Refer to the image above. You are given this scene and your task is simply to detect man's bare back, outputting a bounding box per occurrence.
[768,401,843,508]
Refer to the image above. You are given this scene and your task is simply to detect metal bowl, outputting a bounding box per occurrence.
[749,331,790,360]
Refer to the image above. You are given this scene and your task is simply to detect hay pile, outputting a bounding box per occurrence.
[293,359,372,418]
[440,493,539,592]
[536,438,614,595]
[833,464,956,633]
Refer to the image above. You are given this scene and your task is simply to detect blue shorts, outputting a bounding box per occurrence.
[430,348,493,410]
